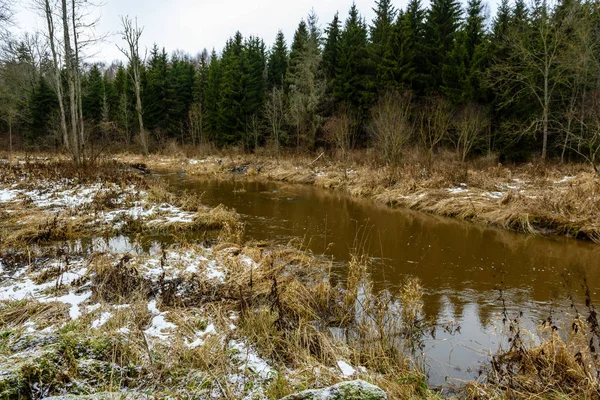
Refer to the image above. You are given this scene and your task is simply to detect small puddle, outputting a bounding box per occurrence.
[159,172,600,387]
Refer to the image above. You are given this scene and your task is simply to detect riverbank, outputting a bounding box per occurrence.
[1,158,599,399]
[114,150,600,244]
[0,160,436,399]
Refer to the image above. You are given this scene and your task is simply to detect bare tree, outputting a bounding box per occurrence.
[452,104,490,163]
[188,102,204,147]
[369,91,413,166]
[264,87,285,157]
[34,0,103,164]
[324,110,354,165]
[61,0,81,163]
[36,0,70,156]
[417,97,452,165]
[0,0,13,40]
[572,89,600,178]
[117,16,147,155]
[488,2,575,160]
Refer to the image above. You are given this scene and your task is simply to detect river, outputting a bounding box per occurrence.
[160,172,600,387]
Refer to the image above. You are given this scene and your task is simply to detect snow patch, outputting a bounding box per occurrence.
[91,312,112,328]
[229,340,274,380]
[337,360,357,377]
[145,315,177,340]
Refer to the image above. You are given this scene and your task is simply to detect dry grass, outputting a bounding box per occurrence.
[465,324,600,399]
[119,148,600,243]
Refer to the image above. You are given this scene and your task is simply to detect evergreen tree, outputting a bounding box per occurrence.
[287,11,326,149]
[442,0,487,103]
[334,3,373,122]
[168,54,195,135]
[322,12,341,83]
[218,32,245,146]
[242,36,267,147]
[28,76,57,145]
[267,31,288,89]
[83,64,104,123]
[287,20,310,93]
[423,0,462,92]
[144,45,170,132]
[398,0,427,91]
[369,0,397,92]
[204,49,222,141]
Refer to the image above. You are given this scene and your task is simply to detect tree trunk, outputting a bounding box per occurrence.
[61,0,80,164]
[8,115,12,163]
[542,66,549,161]
[44,0,70,156]
[72,0,85,162]
[135,78,147,155]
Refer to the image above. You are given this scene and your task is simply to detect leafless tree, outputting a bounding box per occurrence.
[572,89,600,178]
[35,0,71,157]
[117,16,147,155]
[324,110,355,165]
[264,87,285,157]
[33,0,103,164]
[188,102,204,147]
[488,2,575,160]
[452,104,490,163]
[417,97,452,165]
[369,91,413,166]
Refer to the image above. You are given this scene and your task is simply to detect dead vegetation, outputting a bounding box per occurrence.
[120,149,600,243]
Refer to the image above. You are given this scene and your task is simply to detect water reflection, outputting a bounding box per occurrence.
[160,173,600,385]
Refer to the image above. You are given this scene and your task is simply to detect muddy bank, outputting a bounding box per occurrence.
[119,152,600,243]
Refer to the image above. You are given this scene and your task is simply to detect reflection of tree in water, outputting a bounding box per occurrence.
[166,175,600,327]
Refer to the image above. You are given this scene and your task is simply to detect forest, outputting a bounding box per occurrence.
[1,0,600,171]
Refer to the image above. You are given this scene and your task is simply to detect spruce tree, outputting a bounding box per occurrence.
[423,0,462,92]
[322,13,341,83]
[334,3,373,122]
[83,64,104,123]
[204,49,222,141]
[267,30,288,89]
[242,36,267,148]
[287,20,310,93]
[398,0,426,91]
[442,0,487,103]
[144,45,170,132]
[218,32,245,146]
[369,0,397,92]
[28,76,57,145]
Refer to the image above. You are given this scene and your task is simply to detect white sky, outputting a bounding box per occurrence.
[11,0,496,64]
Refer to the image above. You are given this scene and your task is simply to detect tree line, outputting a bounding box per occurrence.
[1,0,600,170]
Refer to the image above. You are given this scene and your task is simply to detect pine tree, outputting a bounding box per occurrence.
[267,31,288,89]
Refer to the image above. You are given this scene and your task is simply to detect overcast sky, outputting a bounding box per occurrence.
[12,0,496,64]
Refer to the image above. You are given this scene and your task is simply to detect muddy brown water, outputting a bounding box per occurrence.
[159,172,600,388]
